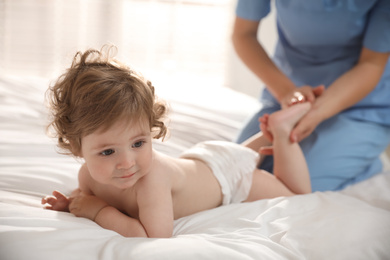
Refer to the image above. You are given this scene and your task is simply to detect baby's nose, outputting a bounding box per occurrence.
[116,153,135,170]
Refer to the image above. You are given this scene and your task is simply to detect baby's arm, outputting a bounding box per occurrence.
[42,188,87,212]
[74,165,169,237]
[90,177,173,238]
[42,164,95,212]
[74,164,148,237]
[42,189,108,217]
[136,176,174,238]
[48,189,147,237]
[93,207,148,237]
[58,187,148,237]
[67,189,109,220]
[69,191,148,237]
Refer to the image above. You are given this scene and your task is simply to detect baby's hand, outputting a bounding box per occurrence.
[68,191,108,221]
[41,190,70,212]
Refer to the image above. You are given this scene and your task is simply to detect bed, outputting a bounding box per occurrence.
[1,74,390,260]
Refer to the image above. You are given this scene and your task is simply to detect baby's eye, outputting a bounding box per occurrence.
[132,141,144,148]
[101,149,114,156]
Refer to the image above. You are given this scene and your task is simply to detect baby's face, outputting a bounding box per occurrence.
[80,118,153,189]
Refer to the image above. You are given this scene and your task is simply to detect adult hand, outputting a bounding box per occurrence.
[282,85,325,143]
[68,189,108,221]
[280,85,325,109]
[42,190,70,212]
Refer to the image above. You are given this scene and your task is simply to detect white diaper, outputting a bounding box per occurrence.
[180,141,259,205]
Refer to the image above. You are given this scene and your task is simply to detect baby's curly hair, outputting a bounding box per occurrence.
[47,45,167,157]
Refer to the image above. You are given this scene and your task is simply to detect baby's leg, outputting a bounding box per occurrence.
[268,103,312,194]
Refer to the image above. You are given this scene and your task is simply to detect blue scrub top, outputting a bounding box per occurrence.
[236,0,390,126]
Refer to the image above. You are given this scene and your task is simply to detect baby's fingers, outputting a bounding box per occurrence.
[43,204,54,210]
[42,191,70,212]
[52,190,67,199]
[41,196,58,211]
[42,195,56,205]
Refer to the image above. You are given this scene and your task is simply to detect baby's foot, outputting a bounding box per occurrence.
[267,103,311,137]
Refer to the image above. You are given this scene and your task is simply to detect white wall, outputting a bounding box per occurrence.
[0,0,276,99]
[0,0,235,86]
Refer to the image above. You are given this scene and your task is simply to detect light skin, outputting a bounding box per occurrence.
[232,16,390,142]
[42,103,312,238]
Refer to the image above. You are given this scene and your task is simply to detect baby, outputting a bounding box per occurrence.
[42,46,311,238]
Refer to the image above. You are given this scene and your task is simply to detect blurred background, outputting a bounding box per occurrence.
[0,0,276,97]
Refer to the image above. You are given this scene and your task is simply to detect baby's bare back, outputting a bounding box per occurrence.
[169,157,223,219]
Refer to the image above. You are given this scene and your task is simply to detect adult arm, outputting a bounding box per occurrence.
[291,48,390,142]
[232,16,322,108]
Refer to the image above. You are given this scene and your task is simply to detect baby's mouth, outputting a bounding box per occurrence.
[119,172,136,179]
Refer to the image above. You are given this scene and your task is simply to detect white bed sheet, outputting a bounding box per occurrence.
[1,75,390,260]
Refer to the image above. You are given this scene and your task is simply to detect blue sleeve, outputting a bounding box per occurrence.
[363,0,390,52]
[235,0,271,21]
